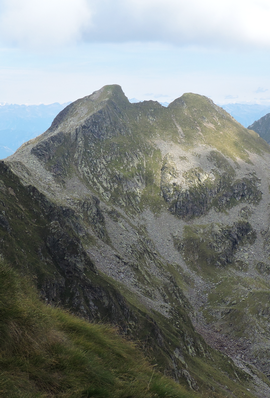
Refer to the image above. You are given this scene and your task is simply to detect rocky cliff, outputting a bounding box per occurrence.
[3,84,270,396]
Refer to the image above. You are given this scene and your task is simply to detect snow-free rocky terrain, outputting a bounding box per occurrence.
[2,84,270,396]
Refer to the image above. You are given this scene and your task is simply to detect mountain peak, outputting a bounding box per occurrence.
[44,85,129,136]
[85,84,129,105]
[169,92,226,115]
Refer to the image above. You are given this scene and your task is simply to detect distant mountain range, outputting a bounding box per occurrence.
[0,102,69,159]
[1,100,270,160]
[220,103,270,127]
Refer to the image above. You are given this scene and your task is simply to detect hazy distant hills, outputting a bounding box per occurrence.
[1,100,270,160]
[0,102,69,159]
[221,103,270,127]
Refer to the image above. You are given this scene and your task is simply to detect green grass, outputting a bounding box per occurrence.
[0,260,199,398]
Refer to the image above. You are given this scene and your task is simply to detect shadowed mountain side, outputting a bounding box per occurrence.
[248,113,270,144]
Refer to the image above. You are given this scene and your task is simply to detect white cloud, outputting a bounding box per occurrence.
[80,0,270,49]
[93,0,270,49]
[0,0,92,48]
[1,0,270,49]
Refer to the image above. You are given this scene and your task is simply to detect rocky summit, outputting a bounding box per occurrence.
[2,84,270,397]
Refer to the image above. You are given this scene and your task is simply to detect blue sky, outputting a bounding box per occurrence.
[1,0,270,105]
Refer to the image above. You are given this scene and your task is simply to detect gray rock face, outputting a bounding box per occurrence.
[4,84,270,396]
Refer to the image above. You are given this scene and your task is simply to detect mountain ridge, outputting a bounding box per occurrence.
[1,92,269,160]
[3,84,270,396]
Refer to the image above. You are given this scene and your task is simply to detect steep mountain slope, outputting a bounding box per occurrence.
[0,260,198,398]
[3,84,270,396]
[248,113,270,144]
[1,152,255,397]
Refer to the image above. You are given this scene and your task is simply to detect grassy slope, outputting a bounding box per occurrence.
[167,93,269,160]
[0,260,198,398]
